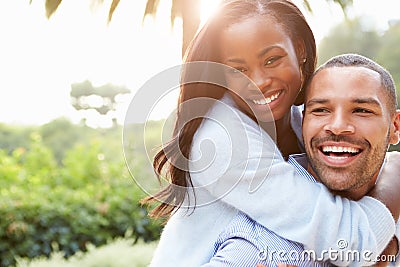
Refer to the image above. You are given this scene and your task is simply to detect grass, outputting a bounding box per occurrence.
[15,239,157,267]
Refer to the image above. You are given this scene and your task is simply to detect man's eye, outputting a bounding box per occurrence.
[354,108,373,114]
[312,108,328,113]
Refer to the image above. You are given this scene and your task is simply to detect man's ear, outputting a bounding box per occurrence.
[389,110,400,145]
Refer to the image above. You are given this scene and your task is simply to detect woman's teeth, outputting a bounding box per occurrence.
[252,92,280,105]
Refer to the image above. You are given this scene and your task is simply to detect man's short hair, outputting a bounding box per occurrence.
[311,53,397,114]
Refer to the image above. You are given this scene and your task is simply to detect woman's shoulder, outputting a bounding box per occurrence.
[194,93,268,143]
[191,93,279,165]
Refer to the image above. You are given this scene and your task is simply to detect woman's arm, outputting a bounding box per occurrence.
[368,151,400,220]
[368,151,400,266]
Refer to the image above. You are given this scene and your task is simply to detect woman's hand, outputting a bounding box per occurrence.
[367,151,400,220]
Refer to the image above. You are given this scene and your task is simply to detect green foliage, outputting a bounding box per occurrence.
[24,133,58,177]
[317,17,382,65]
[39,118,89,164]
[0,123,33,154]
[376,21,400,93]
[0,120,163,267]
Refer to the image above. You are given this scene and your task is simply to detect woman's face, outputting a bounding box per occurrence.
[219,15,303,123]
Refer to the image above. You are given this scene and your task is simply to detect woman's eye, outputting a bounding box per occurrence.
[265,56,282,66]
[228,67,246,74]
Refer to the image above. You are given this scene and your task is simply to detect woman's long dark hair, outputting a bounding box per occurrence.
[141,0,317,219]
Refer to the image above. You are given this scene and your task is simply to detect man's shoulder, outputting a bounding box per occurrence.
[217,212,303,248]
[217,212,261,240]
[288,153,317,183]
[217,212,309,257]
[288,153,308,167]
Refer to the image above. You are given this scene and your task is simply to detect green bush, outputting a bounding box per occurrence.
[0,127,162,267]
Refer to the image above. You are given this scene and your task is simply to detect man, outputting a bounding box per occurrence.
[203,54,400,266]
[302,54,400,201]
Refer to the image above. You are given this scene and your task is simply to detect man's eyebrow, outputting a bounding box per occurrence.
[305,98,329,107]
[352,97,381,106]
[305,97,382,107]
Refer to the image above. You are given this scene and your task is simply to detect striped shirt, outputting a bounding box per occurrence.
[202,154,332,267]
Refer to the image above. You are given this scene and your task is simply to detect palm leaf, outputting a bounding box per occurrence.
[171,0,182,26]
[331,0,353,18]
[143,0,160,22]
[108,0,120,22]
[45,0,62,19]
[302,0,312,12]
[332,0,353,11]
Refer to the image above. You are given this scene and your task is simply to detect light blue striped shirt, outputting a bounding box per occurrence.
[202,154,332,267]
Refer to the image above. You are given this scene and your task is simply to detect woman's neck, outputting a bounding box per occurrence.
[275,112,301,159]
[275,111,291,136]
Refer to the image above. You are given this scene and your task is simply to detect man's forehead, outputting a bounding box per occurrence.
[307,66,382,97]
[313,66,381,83]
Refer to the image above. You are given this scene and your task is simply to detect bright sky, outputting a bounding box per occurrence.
[0,0,399,127]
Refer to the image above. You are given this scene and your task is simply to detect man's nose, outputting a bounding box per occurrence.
[323,111,355,135]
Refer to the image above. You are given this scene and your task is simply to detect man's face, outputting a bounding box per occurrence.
[302,66,400,199]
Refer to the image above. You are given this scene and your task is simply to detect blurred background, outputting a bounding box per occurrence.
[0,0,399,266]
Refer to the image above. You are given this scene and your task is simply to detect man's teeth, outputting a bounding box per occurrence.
[252,92,280,105]
[322,146,359,153]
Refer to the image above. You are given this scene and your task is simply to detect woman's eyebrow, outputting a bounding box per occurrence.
[225,45,282,64]
[257,45,281,58]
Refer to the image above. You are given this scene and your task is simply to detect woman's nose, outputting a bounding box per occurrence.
[249,68,272,92]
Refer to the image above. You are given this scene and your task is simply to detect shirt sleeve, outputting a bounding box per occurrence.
[189,102,396,267]
[202,213,325,267]
[201,238,262,267]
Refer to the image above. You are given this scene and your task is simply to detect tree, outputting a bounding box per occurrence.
[70,80,130,127]
[317,16,382,65]
[39,0,353,57]
[376,20,400,94]
[376,20,400,152]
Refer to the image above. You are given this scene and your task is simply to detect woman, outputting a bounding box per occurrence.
[142,0,400,266]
